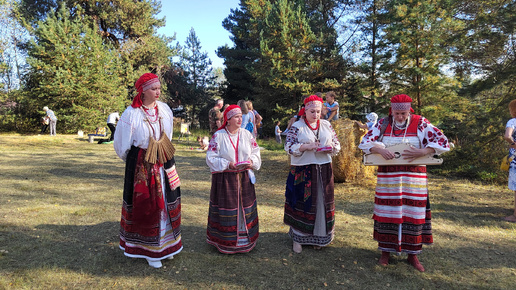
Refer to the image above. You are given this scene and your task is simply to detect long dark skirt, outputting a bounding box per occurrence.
[119,146,182,260]
[284,163,335,246]
[207,170,259,254]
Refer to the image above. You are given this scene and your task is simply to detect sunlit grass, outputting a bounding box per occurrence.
[0,134,515,289]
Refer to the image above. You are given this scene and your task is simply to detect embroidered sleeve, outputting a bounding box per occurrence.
[249,135,261,170]
[206,132,231,172]
[418,117,450,155]
[358,118,386,154]
[284,125,303,157]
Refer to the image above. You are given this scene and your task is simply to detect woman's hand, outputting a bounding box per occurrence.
[403,147,435,162]
[228,162,236,170]
[300,141,320,152]
[372,147,395,160]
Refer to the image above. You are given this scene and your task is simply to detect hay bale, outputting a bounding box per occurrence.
[331,118,376,183]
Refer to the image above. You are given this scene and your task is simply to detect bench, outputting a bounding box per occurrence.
[88,134,106,143]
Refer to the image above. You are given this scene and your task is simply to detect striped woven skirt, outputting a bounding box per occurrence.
[373,165,432,254]
[284,163,335,246]
[119,146,182,261]
[207,170,259,254]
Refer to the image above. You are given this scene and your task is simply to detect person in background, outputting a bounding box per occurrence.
[43,106,57,136]
[238,99,255,134]
[197,136,209,150]
[355,112,378,130]
[284,104,305,136]
[284,95,341,253]
[247,101,262,138]
[503,99,516,223]
[322,91,339,121]
[107,111,120,142]
[206,105,261,253]
[275,121,282,144]
[358,94,450,272]
[209,99,224,137]
[40,116,49,134]
[113,73,182,268]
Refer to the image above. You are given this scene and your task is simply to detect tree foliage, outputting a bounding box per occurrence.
[23,4,127,132]
[219,0,348,133]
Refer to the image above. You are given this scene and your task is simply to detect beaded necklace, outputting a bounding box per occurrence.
[305,119,320,141]
[142,104,159,124]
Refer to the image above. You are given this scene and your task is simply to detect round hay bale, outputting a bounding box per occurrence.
[331,118,376,183]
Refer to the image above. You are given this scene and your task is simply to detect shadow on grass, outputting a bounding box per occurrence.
[2,220,513,289]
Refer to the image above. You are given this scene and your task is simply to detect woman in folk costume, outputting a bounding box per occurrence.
[358,94,450,272]
[206,105,262,254]
[284,95,341,253]
[114,73,182,268]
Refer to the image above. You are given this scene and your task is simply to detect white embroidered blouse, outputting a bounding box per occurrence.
[113,101,174,161]
[358,115,450,155]
[285,119,341,166]
[206,128,261,173]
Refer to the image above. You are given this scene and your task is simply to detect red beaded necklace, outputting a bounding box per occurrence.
[304,119,320,130]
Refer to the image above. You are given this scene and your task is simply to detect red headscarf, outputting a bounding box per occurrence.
[389,94,414,115]
[218,104,242,130]
[131,73,160,108]
[298,95,323,116]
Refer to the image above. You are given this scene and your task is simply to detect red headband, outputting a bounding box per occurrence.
[218,104,242,130]
[304,95,323,109]
[131,73,160,108]
[389,94,414,114]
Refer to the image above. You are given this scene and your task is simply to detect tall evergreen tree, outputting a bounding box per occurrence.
[24,4,126,132]
[347,0,390,115]
[380,0,462,117]
[217,0,259,104]
[219,0,348,131]
[167,28,215,126]
[17,0,174,95]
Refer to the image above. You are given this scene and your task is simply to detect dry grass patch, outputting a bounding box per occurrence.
[0,134,515,289]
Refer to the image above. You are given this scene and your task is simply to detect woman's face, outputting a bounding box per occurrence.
[142,83,161,103]
[305,106,321,123]
[392,109,410,123]
[227,114,242,130]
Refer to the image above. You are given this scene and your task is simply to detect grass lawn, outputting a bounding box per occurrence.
[0,134,515,289]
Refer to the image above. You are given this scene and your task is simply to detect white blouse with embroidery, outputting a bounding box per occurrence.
[113,101,174,161]
[284,119,341,166]
[206,128,261,173]
[358,115,450,155]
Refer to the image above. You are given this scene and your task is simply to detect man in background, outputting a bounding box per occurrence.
[107,111,120,141]
[209,99,224,136]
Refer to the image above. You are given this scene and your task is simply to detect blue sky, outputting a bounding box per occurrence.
[157,0,241,68]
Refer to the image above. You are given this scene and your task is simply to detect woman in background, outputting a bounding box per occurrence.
[503,99,516,223]
[114,73,182,268]
[238,99,255,134]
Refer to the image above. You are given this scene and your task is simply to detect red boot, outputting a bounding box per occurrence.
[408,254,425,272]
[378,251,390,266]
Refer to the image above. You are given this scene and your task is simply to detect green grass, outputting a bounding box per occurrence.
[0,134,515,289]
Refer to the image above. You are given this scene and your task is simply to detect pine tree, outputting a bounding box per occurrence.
[17,0,174,95]
[380,0,462,117]
[167,28,215,126]
[24,4,127,132]
[219,0,348,132]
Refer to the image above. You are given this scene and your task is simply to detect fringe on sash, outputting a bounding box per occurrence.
[145,132,175,164]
